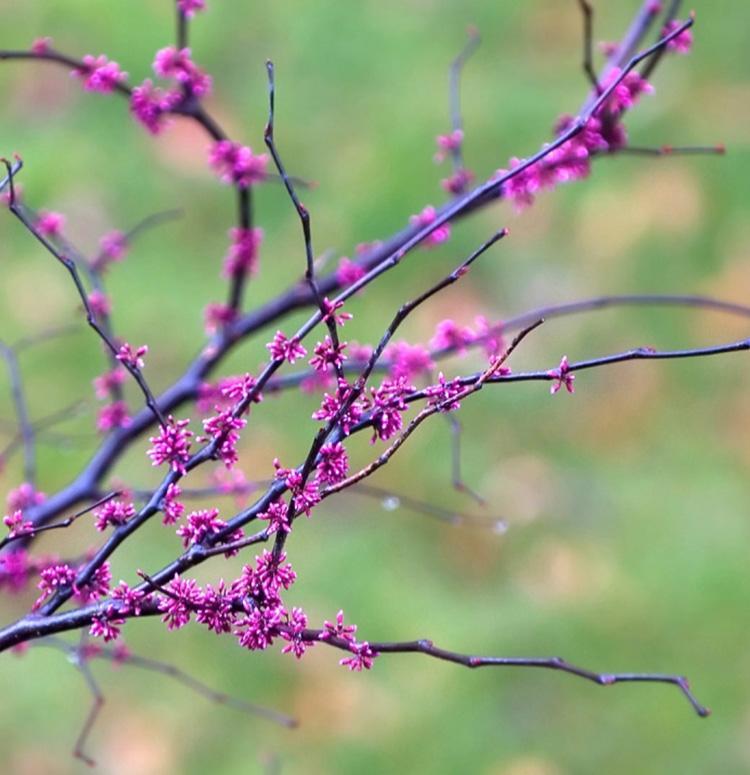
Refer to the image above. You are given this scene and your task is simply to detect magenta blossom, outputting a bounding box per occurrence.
[425,372,464,412]
[204,302,237,335]
[547,355,575,395]
[281,607,313,659]
[36,210,65,237]
[7,483,45,512]
[116,342,148,369]
[340,641,378,671]
[177,508,225,547]
[72,54,127,93]
[310,336,348,373]
[224,227,263,278]
[96,401,131,432]
[409,205,451,247]
[161,483,185,526]
[93,498,135,531]
[335,257,365,288]
[434,129,463,163]
[664,20,693,54]
[89,615,123,643]
[316,442,349,485]
[178,0,206,16]
[129,79,181,134]
[267,331,307,364]
[258,499,292,535]
[158,575,202,630]
[93,368,126,399]
[320,609,358,642]
[147,416,193,474]
[209,140,268,188]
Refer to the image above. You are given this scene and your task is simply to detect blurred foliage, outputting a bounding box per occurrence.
[0,1,749,773]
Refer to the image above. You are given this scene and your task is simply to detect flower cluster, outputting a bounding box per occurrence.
[223,227,263,278]
[209,140,268,188]
[93,498,136,531]
[147,416,193,474]
[267,331,307,364]
[72,55,127,93]
[153,47,212,97]
[409,205,451,247]
[369,377,413,443]
[116,342,148,369]
[129,79,181,134]
[200,409,246,468]
[547,355,575,395]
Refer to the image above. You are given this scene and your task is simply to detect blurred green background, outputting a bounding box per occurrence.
[1,1,749,773]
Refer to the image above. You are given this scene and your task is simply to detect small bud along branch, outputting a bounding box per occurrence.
[0,1,737,760]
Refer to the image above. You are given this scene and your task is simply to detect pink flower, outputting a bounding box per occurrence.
[130,79,180,134]
[425,372,464,412]
[97,401,131,432]
[208,140,268,188]
[320,610,357,642]
[196,581,235,634]
[34,563,76,609]
[321,297,353,327]
[409,205,451,247]
[111,581,146,616]
[153,47,212,97]
[235,604,283,651]
[369,377,413,443]
[547,355,575,395]
[0,550,30,594]
[93,367,126,399]
[266,331,307,364]
[87,289,111,317]
[309,336,347,373]
[221,373,263,407]
[386,341,434,381]
[178,0,206,16]
[254,550,297,596]
[474,315,505,360]
[340,641,378,671]
[36,211,65,237]
[161,483,185,526]
[312,378,368,435]
[434,129,463,163]
[31,37,52,55]
[93,498,135,531]
[430,319,474,354]
[89,615,123,643]
[600,68,654,114]
[335,257,365,288]
[281,607,313,659]
[498,157,540,211]
[223,227,263,278]
[200,408,246,468]
[73,562,111,604]
[663,19,693,54]
[7,483,45,512]
[147,416,193,474]
[177,508,224,547]
[72,54,128,93]
[97,229,128,265]
[3,510,33,538]
[258,499,291,535]
[204,302,237,335]
[441,168,474,195]
[316,442,349,485]
[158,575,202,630]
[116,342,148,369]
